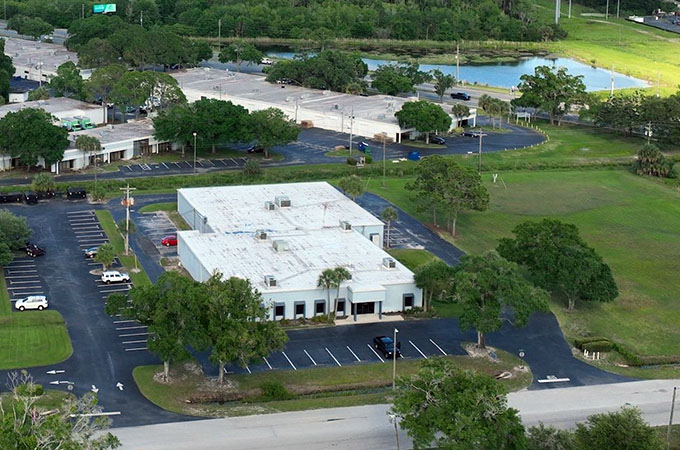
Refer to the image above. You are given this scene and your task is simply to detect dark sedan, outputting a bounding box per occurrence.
[450,92,471,101]
[430,136,446,145]
[373,336,401,359]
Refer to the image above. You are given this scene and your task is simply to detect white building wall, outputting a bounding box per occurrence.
[177,232,211,282]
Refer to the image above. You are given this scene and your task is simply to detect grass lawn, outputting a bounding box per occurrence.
[95,210,151,287]
[138,202,191,231]
[133,349,531,417]
[533,0,680,89]
[367,170,680,362]
[387,248,439,271]
[0,272,72,370]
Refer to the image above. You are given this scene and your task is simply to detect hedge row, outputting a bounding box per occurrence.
[574,336,609,349]
[582,340,614,352]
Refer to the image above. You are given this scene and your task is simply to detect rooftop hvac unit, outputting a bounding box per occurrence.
[334,104,339,110]
[273,240,289,252]
[339,221,352,231]
[275,195,291,208]
[264,275,277,287]
[382,257,396,269]
[255,230,267,240]
[264,201,276,211]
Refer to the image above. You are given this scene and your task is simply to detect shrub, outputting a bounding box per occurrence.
[31,173,56,193]
[14,383,44,397]
[633,143,676,178]
[634,355,680,366]
[259,381,294,401]
[582,340,614,352]
[91,185,107,201]
[365,155,373,164]
[574,336,609,349]
[242,159,262,177]
[347,156,357,166]
[612,342,643,366]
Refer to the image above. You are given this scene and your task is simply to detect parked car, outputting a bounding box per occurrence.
[430,136,446,145]
[83,247,99,258]
[373,336,401,358]
[66,187,87,199]
[23,191,39,204]
[161,235,178,247]
[101,270,131,284]
[25,243,45,258]
[247,144,265,154]
[15,295,48,311]
[450,92,471,101]
[461,130,486,138]
[261,57,273,65]
[0,192,23,203]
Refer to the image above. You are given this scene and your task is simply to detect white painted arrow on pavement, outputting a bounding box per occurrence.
[91,385,99,394]
[46,370,66,375]
[49,380,73,385]
[116,382,124,391]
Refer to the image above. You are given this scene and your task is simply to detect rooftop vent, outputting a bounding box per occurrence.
[339,221,352,231]
[264,275,277,287]
[255,230,267,240]
[275,195,291,208]
[264,201,276,211]
[273,240,289,252]
[382,257,396,269]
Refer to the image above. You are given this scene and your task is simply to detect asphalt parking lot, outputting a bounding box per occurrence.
[3,255,46,307]
[134,211,178,262]
[119,156,249,175]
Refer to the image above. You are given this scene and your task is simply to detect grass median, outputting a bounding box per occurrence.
[133,349,531,417]
[95,210,151,287]
[0,272,72,370]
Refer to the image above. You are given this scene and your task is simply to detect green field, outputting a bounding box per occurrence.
[368,169,680,360]
[533,0,680,90]
[0,272,72,370]
[133,348,531,417]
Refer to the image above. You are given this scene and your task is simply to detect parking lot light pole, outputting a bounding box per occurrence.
[667,386,677,450]
[193,132,197,176]
[392,328,399,391]
[478,133,484,174]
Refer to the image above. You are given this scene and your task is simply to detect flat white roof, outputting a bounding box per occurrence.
[178,182,384,234]
[172,68,415,128]
[180,227,412,293]
[3,37,83,76]
[0,97,100,119]
[69,119,156,147]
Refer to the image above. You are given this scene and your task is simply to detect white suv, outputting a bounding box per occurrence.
[101,271,131,284]
[15,296,48,311]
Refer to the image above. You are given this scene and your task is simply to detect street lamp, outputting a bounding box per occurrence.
[392,328,399,391]
[478,133,484,174]
[192,132,197,176]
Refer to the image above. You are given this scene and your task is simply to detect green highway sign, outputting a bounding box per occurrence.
[93,3,116,14]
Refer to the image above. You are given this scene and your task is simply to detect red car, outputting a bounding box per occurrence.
[161,235,177,247]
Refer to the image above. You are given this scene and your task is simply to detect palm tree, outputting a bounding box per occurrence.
[317,269,335,320]
[75,135,102,194]
[332,267,351,321]
[451,103,470,128]
[381,206,398,249]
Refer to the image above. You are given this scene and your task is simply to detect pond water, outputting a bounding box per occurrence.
[265,51,648,92]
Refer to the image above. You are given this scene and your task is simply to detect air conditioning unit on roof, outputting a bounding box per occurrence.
[382,257,396,269]
[265,201,276,211]
[264,275,277,287]
[273,240,289,252]
[255,230,267,240]
[339,221,352,231]
[275,196,291,208]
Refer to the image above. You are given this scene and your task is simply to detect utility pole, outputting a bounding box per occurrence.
[193,132,198,175]
[218,18,222,53]
[555,0,561,24]
[455,44,460,84]
[478,134,484,174]
[605,0,609,20]
[81,3,84,19]
[645,122,653,143]
[609,65,615,97]
[348,106,354,154]
[120,184,136,256]
[617,0,620,18]
[667,387,677,450]
[382,137,386,188]
[392,328,399,391]
[140,11,143,28]
[568,0,572,18]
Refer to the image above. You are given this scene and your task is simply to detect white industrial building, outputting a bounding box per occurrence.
[57,119,171,173]
[0,98,106,171]
[177,182,422,321]
[3,37,91,82]
[172,68,476,144]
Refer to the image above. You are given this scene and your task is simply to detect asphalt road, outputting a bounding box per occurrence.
[0,191,629,428]
[0,122,544,187]
[112,378,680,449]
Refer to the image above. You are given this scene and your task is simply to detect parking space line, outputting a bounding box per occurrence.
[8,291,44,295]
[325,348,342,367]
[116,326,147,330]
[6,265,36,269]
[67,210,94,215]
[124,347,148,352]
[184,161,192,168]
[409,340,428,359]
[367,344,385,363]
[113,320,137,324]
[429,339,447,356]
[346,346,361,362]
[245,364,251,374]
[122,340,147,344]
[173,162,181,168]
[303,349,317,366]
[7,281,42,285]
[230,158,238,166]
[100,288,131,293]
[281,351,297,370]
[162,162,168,169]
[4,275,40,279]
[7,270,37,274]
[263,356,272,370]
[119,332,149,337]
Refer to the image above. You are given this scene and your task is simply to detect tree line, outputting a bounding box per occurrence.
[107,271,288,384]
[7,0,566,44]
